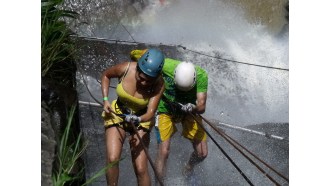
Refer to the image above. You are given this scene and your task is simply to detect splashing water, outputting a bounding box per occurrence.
[124,0,289,124]
[67,0,288,124]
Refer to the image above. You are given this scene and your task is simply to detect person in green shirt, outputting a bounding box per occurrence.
[131,50,209,183]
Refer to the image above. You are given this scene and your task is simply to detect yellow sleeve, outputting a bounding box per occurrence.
[130,49,147,61]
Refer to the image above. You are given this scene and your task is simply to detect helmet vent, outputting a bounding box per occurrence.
[137,48,165,77]
[143,52,150,64]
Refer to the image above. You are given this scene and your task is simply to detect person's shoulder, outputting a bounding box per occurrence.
[118,61,137,69]
[109,61,136,74]
[165,58,181,64]
[196,65,208,77]
[163,58,180,71]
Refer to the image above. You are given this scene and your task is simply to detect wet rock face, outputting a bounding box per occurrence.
[41,80,66,137]
[41,78,78,185]
[41,79,77,139]
[41,102,56,186]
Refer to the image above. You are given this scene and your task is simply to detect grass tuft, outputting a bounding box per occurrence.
[41,0,78,84]
[52,104,87,186]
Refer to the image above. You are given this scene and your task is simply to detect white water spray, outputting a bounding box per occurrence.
[67,0,288,124]
[122,0,289,124]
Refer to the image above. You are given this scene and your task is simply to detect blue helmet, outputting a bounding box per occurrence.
[137,48,165,77]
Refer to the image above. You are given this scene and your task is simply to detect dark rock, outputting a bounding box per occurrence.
[41,102,56,186]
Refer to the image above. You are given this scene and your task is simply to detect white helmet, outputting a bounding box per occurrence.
[174,62,196,91]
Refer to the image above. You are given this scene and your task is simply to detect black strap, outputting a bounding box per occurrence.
[116,98,147,116]
[119,62,131,83]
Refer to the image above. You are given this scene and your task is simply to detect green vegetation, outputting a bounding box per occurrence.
[41,0,77,84]
[41,0,84,184]
[42,0,119,184]
[52,104,87,186]
[51,104,119,186]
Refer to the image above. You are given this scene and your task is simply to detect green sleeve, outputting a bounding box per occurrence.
[196,66,208,93]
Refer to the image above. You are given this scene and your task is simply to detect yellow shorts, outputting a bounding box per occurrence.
[101,100,152,130]
[155,113,207,143]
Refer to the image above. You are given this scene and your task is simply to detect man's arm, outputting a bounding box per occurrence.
[193,92,207,114]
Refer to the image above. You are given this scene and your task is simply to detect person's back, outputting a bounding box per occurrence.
[158,58,208,115]
[155,59,209,184]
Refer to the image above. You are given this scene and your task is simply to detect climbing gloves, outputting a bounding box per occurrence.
[124,114,141,126]
[181,103,196,113]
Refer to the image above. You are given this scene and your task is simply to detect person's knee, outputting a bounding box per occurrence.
[159,145,170,159]
[107,154,120,164]
[195,143,208,160]
[192,151,207,163]
[135,164,148,177]
[198,150,208,160]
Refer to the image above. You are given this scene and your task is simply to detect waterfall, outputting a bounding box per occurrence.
[67,0,289,125]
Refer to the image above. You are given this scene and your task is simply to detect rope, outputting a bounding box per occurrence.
[75,101,289,185]
[120,23,136,42]
[166,101,286,185]
[74,36,289,71]
[199,114,288,184]
[177,45,289,71]
[112,7,136,42]
[187,113,254,186]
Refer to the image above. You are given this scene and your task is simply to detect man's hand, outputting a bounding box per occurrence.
[124,114,141,125]
[181,103,196,113]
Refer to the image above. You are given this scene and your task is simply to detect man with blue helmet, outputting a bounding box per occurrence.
[101,48,165,186]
